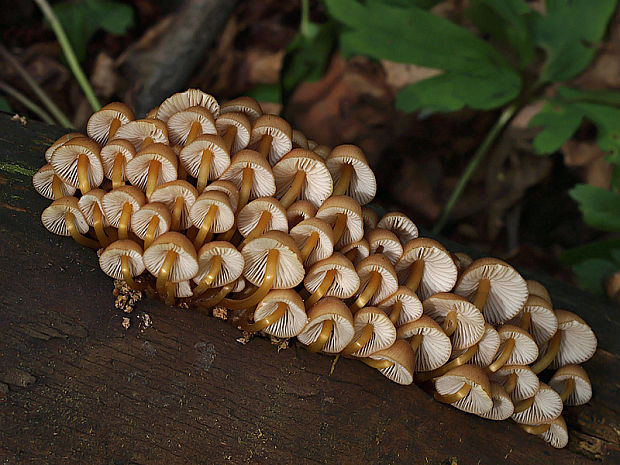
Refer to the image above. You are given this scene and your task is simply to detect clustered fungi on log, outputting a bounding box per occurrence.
[34,89,598,449]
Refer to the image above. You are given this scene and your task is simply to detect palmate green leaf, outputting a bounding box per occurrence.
[325,0,521,112]
[572,258,618,294]
[530,0,616,83]
[569,184,620,232]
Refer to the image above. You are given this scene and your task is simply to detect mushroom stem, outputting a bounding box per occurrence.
[442,310,458,337]
[223,125,237,152]
[240,211,271,247]
[196,149,213,193]
[193,205,218,249]
[92,203,110,247]
[279,170,306,208]
[144,216,160,249]
[218,219,237,242]
[513,396,535,414]
[389,300,402,325]
[405,259,425,293]
[559,377,576,402]
[121,254,142,291]
[52,174,64,199]
[473,278,491,311]
[118,202,132,240]
[178,164,188,181]
[520,311,532,332]
[257,134,273,158]
[238,167,253,212]
[220,249,279,310]
[341,323,374,356]
[108,118,122,140]
[531,330,563,374]
[77,153,91,193]
[415,344,478,382]
[186,121,202,145]
[164,281,176,306]
[487,338,516,373]
[332,163,354,196]
[65,212,100,249]
[344,248,357,263]
[196,282,234,309]
[170,197,184,231]
[519,423,550,435]
[145,159,161,200]
[361,357,394,370]
[434,383,472,404]
[111,153,125,189]
[300,231,320,261]
[306,319,334,353]
[192,255,223,296]
[505,372,518,394]
[155,249,178,299]
[350,271,382,313]
[332,213,347,244]
[141,136,154,150]
[410,334,423,354]
[305,268,336,309]
[242,302,287,333]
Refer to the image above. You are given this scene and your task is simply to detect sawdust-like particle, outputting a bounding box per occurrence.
[122,317,130,329]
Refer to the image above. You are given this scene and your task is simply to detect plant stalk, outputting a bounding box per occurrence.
[0,80,55,124]
[301,0,310,37]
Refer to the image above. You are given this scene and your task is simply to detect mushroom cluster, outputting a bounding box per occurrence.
[34,89,597,449]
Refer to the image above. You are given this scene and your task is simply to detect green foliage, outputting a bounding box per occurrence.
[246,83,282,104]
[0,97,11,113]
[51,0,134,62]
[572,257,618,294]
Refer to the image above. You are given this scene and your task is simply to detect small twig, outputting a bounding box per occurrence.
[0,80,55,124]
[0,44,73,128]
[33,0,101,112]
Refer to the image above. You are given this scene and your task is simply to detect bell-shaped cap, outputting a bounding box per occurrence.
[326,144,376,205]
[249,114,292,165]
[511,383,563,426]
[494,325,539,366]
[477,382,514,421]
[313,144,331,159]
[204,180,240,213]
[45,132,84,162]
[125,143,178,192]
[150,180,198,230]
[179,134,230,181]
[545,310,597,369]
[355,254,399,306]
[490,364,540,402]
[538,416,569,449]
[100,139,136,181]
[509,295,558,346]
[87,102,135,144]
[50,137,104,190]
[297,297,354,354]
[131,202,171,241]
[397,316,452,372]
[367,228,403,265]
[156,89,220,121]
[304,253,359,299]
[194,241,244,288]
[113,118,169,150]
[253,289,307,338]
[365,340,415,385]
[349,307,396,357]
[291,129,308,149]
[215,112,251,152]
[220,96,262,122]
[78,188,110,227]
[237,197,288,237]
[273,149,333,208]
[287,200,316,227]
[434,365,493,415]
[190,190,235,234]
[143,232,199,282]
[219,149,276,199]
[377,286,423,327]
[167,105,217,145]
[468,323,500,367]
[33,164,76,199]
[102,186,146,227]
[527,280,552,305]
[377,212,418,244]
[549,364,592,406]
[315,195,364,249]
[452,252,473,276]
[339,239,370,266]
[361,206,378,231]
[41,196,89,236]
[289,218,334,267]
[99,240,145,279]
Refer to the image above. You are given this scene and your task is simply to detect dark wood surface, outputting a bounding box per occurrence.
[0,112,618,465]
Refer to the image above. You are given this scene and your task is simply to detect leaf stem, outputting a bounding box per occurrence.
[432,104,519,234]
[301,0,310,37]
[33,0,101,112]
[0,80,56,124]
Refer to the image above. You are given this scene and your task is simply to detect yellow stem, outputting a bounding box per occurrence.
[217,219,236,242]
[520,423,550,435]
[196,149,213,193]
[473,278,491,311]
[118,202,132,240]
[77,153,91,193]
[112,153,125,189]
[142,136,154,150]
[240,211,271,247]
[108,118,122,140]
[332,213,347,244]
[442,310,458,337]
[279,170,306,208]
[487,338,516,373]
[434,383,472,404]
[350,271,381,313]
[505,372,518,394]
[145,159,161,200]
[306,319,334,353]
[52,174,63,199]
[242,301,287,333]
[257,134,273,158]
[220,249,278,310]
[165,282,176,306]
[559,377,575,402]
[513,396,535,414]
[196,282,233,309]
[405,259,425,293]
[92,204,110,247]
[186,121,202,145]
[520,311,532,332]
[389,300,402,325]
[65,212,99,249]
[238,167,253,212]
[305,268,337,309]
[344,248,357,262]
[410,334,423,355]
[156,250,178,298]
[171,197,184,231]
[415,344,478,382]
[193,255,223,296]
[341,323,374,356]
[144,215,160,249]
[193,204,218,249]
[332,163,354,196]
[300,231,320,261]
[361,357,395,370]
[531,331,562,374]
[121,254,142,291]
[223,125,237,152]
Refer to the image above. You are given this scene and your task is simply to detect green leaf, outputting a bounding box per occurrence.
[530,0,616,83]
[569,184,620,232]
[563,238,620,265]
[555,86,620,107]
[572,258,617,294]
[379,0,442,8]
[529,102,583,154]
[245,83,282,104]
[0,96,11,113]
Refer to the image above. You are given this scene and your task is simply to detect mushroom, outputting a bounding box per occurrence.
[490,364,539,402]
[174,280,194,298]
[204,180,240,213]
[395,238,458,301]
[289,218,334,267]
[454,257,528,325]
[50,137,103,194]
[452,252,473,276]
[143,231,199,305]
[434,365,493,415]
[150,180,198,231]
[100,139,136,189]
[167,105,217,146]
[33,163,76,200]
[249,114,292,164]
[520,416,569,449]
[131,202,171,248]
[192,241,244,296]
[366,228,403,265]
[477,382,514,421]
[112,118,169,151]
[99,239,145,290]
[377,286,423,326]
[125,143,178,200]
[220,95,262,122]
[350,254,398,313]
[273,148,333,208]
[237,197,288,246]
[341,307,396,357]
[41,197,100,249]
[189,190,235,249]
[220,231,304,309]
[44,132,85,163]
[242,289,306,337]
[511,383,563,426]
[286,200,316,228]
[361,206,378,232]
[156,89,220,122]
[291,129,309,149]
[548,365,592,406]
[326,144,376,205]
[102,186,146,240]
[145,106,159,119]
[340,238,370,266]
[526,280,552,305]
[87,102,135,145]
[297,297,355,354]
[179,134,230,193]
[215,111,251,153]
[313,144,331,159]
[487,325,538,373]
[377,212,418,244]
[78,188,113,247]
[397,316,452,372]
[362,339,415,385]
[303,253,360,309]
[509,295,558,346]
[315,195,364,249]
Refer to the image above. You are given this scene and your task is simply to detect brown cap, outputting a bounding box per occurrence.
[349,307,396,357]
[33,164,76,199]
[113,118,169,150]
[87,102,135,144]
[150,180,199,230]
[102,186,146,228]
[495,324,539,366]
[100,139,136,182]
[179,134,230,183]
[339,239,370,266]
[204,180,240,213]
[143,231,199,282]
[538,416,569,449]
[315,195,364,249]
[125,143,178,192]
[434,365,493,415]
[190,191,235,234]
[286,200,316,226]
[304,253,359,299]
[195,241,244,288]
[273,149,333,208]
[477,382,514,421]
[131,202,172,241]
[219,150,276,199]
[167,105,217,145]
[78,189,110,227]
[220,96,263,122]
[45,132,85,162]
[297,297,355,354]
[377,212,419,244]
[397,316,452,372]
[361,207,378,231]
[509,295,558,346]
[355,254,399,306]
[50,137,104,191]
[526,280,552,305]
[490,364,539,402]
[367,228,403,265]
[253,289,307,338]
[549,364,592,406]
[237,197,288,238]
[377,286,423,327]
[215,112,251,152]
[99,240,145,279]
[326,144,376,205]
[249,114,292,165]
[41,196,89,236]
[546,309,597,369]
[511,383,563,426]
[156,89,220,122]
[290,218,335,268]
[365,340,415,385]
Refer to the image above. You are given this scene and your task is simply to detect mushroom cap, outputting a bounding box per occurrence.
[313,144,331,159]
[355,254,399,306]
[45,132,84,162]
[495,324,539,366]
[143,231,199,282]
[297,297,355,354]
[87,102,135,144]
[423,293,485,351]
[273,149,333,208]
[304,253,360,299]
[549,364,592,406]
[291,129,308,149]
[315,195,364,249]
[100,139,136,181]
[78,188,110,227]
[33,164,76,199]
[220,96,262,122]
[366,339,415,385]
[377,212,419,244]
[112,118,169,150]
[377,286,423,327]
[367,228,403,265]
[468,323,500,367]
[219,150,276,199]
[50,137,104,190]
[174,280,194,298]
[511,383,563,426]
[131,202,172,240]
[102,186,146,227]
[194,241,244,288]
[249,114,292,165]
[150,180,199,230]
[397,316,452,372]
[215,112,251,152]
[454,257,528,324]
[490,365,540,402]
[435,365,493,415]
[307,139,318,150]
[179,134,230,182]
[339,239,370,266]
[453,252,473,276]
[350,307,397,357]
[237,197,288,238]
[289,218,334,268]
[156,89,220,122]
[190,190,235,234]
[477,382,514,421]
[146,106,159,119]
[253,289,307,338]
[526,280,552,305]
[241,230,305,289]
[396,238,458,301]
[286,200,316,226]
[125,143,178,192]
[99,240,145,279]
[538,416,569,449]
[361,206,378,231]
[204,180,240,213]
[41,196,89,236]
[546,310,597,369]
[326,144,376,205]
[509,295,558,346]
[167,105,217,145]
